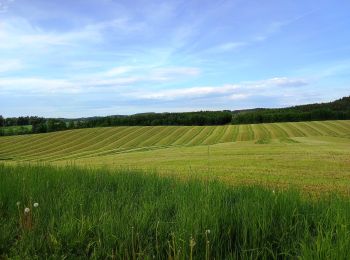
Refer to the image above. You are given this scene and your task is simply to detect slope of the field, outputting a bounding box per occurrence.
[0,120,349,162]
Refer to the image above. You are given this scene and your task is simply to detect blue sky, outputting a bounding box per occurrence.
[0,0,349,117]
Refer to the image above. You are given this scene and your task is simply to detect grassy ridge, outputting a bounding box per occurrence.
[0,120,349,162]
[1,164,350,259]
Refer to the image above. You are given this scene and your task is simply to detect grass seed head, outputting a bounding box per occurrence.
[34,202,39,208]
[24,207,30,214]
[16,201,20,206]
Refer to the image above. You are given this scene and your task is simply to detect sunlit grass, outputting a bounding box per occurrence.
[1,164,350,258]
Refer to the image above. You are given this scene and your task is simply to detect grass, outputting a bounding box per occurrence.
[1,120,349,193]
[1,121,350,258]
[0,120,349,162]
[1,164,350,259]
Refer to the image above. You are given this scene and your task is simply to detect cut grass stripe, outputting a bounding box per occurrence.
[232,125,240,141]
[190,126,217,145]
[321,121,349,135]
[3,130,88,159]
[1,120,349,162]
[297,122,324,136]
[48,127,149,161]
[37,127,132,161]
[172,126,205,145]
[20,129,114,161]
[204,125,228,145]
[311,121,339,137]
[155,127,190,146]
[218,125,233,143]
[286,123,307,137]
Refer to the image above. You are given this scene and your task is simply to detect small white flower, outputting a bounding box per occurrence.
[206,229,211,234]
[33,202,39,208]
[24,207,30,213]
[272,190,275,194]
[16,201,20,206]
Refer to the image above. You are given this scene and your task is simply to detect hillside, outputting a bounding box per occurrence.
[1,120,350,193]
[232,96,350,124]
[1,120,349,162]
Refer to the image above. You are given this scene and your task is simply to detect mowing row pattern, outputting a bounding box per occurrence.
[0,120,349,161]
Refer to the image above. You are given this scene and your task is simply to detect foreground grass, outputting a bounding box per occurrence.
[1,165,350,259]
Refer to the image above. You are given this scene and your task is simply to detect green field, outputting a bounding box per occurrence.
[1,120,350,193]
[1,120,350,258]
[2,165,350,259]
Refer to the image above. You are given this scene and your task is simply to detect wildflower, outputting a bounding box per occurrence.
[33,202,39,208]
[16,201,20,206]
[206,229,211,234]
[24,207,30,214]
[272,190,275,194]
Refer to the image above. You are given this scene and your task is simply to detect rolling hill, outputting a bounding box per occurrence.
[0,120,349,162]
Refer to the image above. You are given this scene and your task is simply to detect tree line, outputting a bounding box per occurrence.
[232,96,350,124]
[1,96,349,136]
[0,111,233,136]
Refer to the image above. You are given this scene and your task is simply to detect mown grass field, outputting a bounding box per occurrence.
[2,165,350,259]
[1,120,349,193]
[1,120,350,258]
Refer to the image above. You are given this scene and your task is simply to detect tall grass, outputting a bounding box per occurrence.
[1,164,350,259]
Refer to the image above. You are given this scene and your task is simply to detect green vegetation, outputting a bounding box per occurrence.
[1,120,349,193]
[1,120,349,258]
[2,164,350,259]
[0,125,32,136]
[232,96,350,124]
[1,96,349,136]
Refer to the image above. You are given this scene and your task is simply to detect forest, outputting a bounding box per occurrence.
[1,96,349,136]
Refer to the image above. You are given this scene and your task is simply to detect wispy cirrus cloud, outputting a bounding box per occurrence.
[0,66,201,94]
[0,17,144,50]
[130,77,309,101]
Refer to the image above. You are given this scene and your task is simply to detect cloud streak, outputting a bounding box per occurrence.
[0,66,201,94]
[135,77,308,101]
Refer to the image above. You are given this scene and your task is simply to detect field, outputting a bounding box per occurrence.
[2,165,350,259]
[1,120,350,258]
[1,120,350,193]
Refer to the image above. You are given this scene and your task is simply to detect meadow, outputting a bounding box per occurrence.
[1,120,349,193]
[2,164,350,259]
[1,120,350,258]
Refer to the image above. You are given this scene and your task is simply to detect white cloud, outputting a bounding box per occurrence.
[0,17,143,50]
[0,59,23,73]
[0,78,79,94]
[138,84,239,99]
[247,77,308,88]
[150,67,200,81]
[101,66,135,77]
[229,94,249,100]
[217,42,247,51]
[135,77,308,100]
[0,65,201,94]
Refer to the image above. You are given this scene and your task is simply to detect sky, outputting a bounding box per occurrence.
[0,0,349,118]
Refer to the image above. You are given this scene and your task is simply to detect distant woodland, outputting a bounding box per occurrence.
[1,96,349,136]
